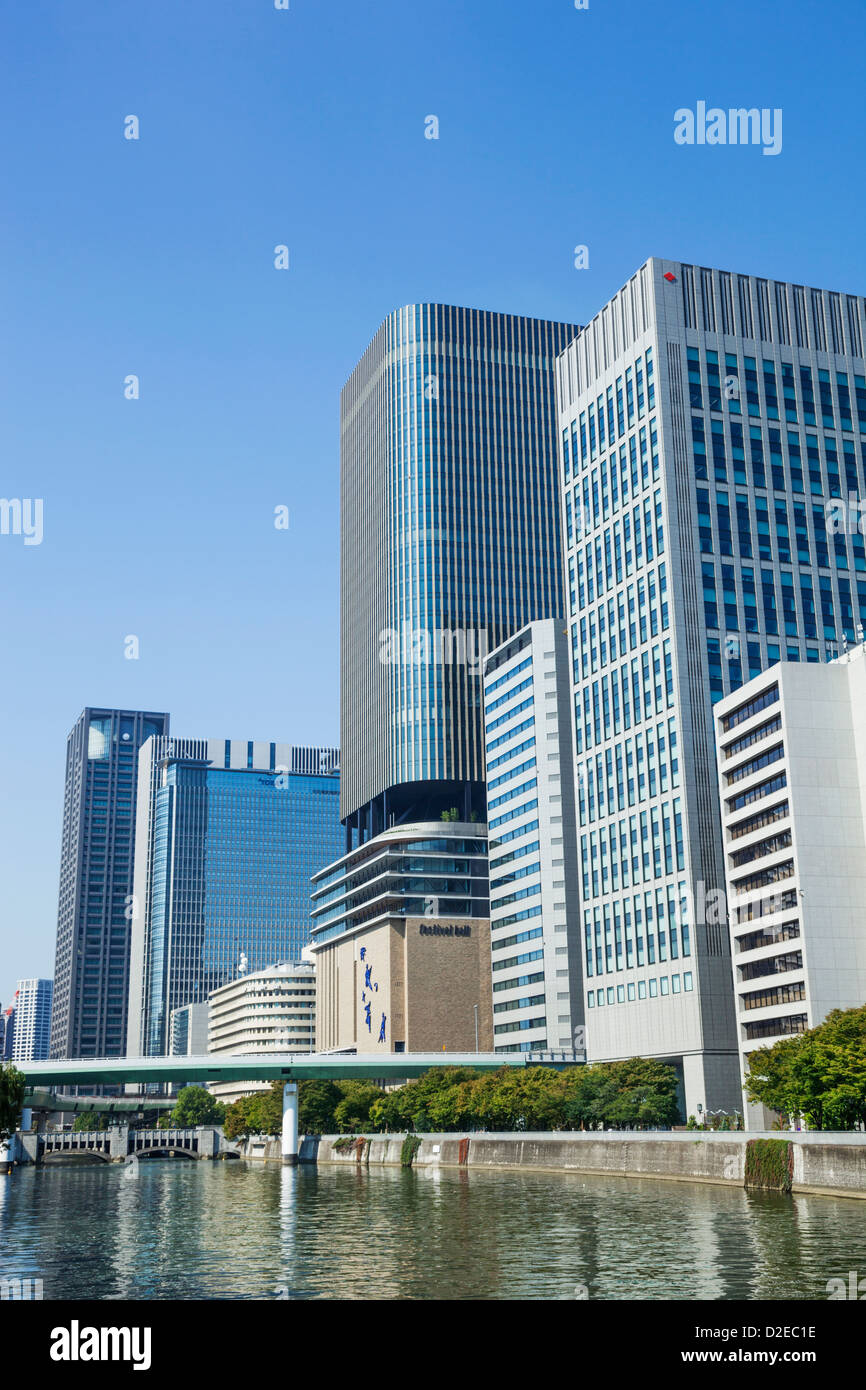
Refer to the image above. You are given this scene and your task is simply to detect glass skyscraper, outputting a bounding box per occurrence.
[557,256,866,1116]
[126,739,343,1057]
[51,707,169,1060]
[340,303,580,841]
[312,304,578,1055]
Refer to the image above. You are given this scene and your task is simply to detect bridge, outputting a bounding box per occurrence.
[19,1051,582,1163]
[30,1126,231,1164]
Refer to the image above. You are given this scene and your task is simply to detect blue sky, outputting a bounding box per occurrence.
[1,0,864,1004]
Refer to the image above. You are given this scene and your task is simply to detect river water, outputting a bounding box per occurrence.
[1,1158,864,1300]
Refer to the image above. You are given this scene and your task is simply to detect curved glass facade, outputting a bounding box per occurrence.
[341,304,579,834]
[310,826,489,943]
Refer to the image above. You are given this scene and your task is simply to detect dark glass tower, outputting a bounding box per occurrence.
[50,707,169,1059]
[341,304,580,842]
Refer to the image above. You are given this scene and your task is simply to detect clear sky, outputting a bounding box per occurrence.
[1,0,864,1005]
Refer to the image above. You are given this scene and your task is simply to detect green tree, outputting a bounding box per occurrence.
[604,1058,682,1129]
[0,1063,25,1141]
[232,1082,285,1136]
[561,1058,681,1130]
[223,1094,257,1141]
[164,1085,225,1128]
[368,1068,482,1132]
[72,1112,111,1132]
[745,1005,866,1130]
[470,1067,568,1131]
[333,1082,385,1133]
[562,1066,618,1129]
[298,1079,342,1134]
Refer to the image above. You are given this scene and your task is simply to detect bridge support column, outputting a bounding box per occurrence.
[282,1083,299,1165]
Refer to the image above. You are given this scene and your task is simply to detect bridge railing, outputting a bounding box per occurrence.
[41,1132,111,1152]
[524,1051,585,1064]
[130,1129,198,1150]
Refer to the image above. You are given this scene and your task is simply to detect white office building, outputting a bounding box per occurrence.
[556,255,866,1118]
[483,619,584,1054]
[9,978,53,1063]
[715,647,866,1128]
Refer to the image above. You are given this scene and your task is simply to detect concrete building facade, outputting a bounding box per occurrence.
[715,648,866,1127]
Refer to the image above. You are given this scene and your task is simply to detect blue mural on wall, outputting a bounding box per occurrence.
[359,946,385,1042]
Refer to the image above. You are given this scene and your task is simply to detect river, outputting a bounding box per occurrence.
[2,1158,864,1300]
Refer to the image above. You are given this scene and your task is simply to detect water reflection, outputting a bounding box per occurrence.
[0,1160,862,1301]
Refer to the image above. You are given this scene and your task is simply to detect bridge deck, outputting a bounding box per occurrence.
[21,1051,581,1088]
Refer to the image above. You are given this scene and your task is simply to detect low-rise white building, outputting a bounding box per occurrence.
[207,960,316,1104]
[715,647,866,1128]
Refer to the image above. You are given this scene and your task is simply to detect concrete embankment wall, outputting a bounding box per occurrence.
[237,1135,283,1163]
[307,1132,866,1198]
[793,1142,866,1197]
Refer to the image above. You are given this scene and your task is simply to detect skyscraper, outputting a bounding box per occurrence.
[9,979,53,1062]
[557,255,866,1115]
[51,708,169,1060]
[312,303,579,1053]
[126,739,343,1057]
[340,303,580,841]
